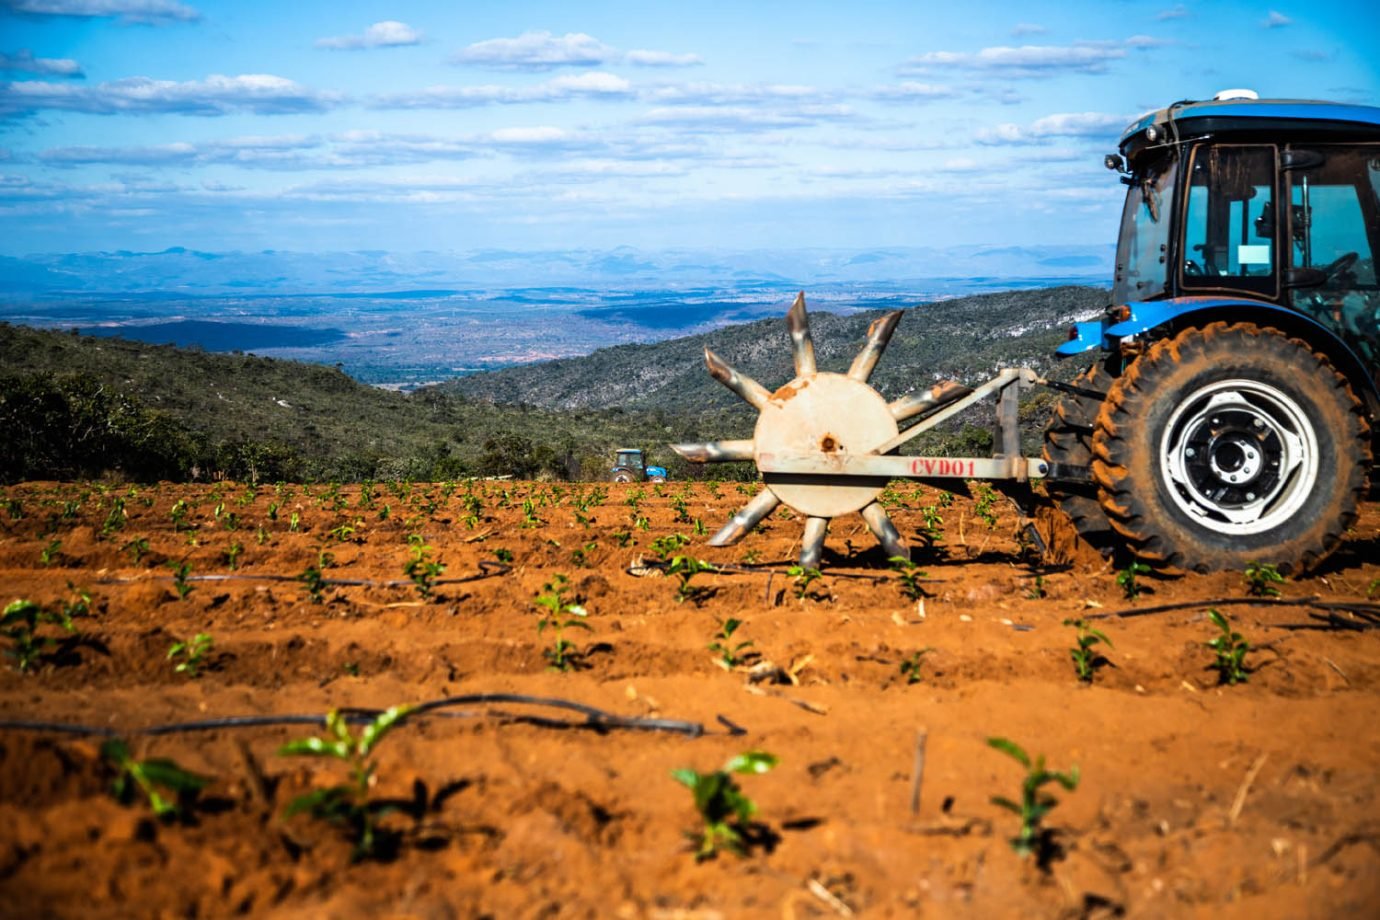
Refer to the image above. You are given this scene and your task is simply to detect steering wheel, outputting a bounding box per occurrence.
[1323,251,1359,282]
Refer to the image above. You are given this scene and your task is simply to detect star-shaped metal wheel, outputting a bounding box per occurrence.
[673,293,952,569]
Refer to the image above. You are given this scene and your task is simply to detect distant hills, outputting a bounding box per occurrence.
[0,285,1108,483]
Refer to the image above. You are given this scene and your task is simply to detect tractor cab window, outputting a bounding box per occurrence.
[1285,146,1380,368]
[1113,152,1177,304]
[1180,145,1276,296]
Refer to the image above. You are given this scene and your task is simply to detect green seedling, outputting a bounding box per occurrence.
[708,618,753,670]
[671,496,692,524]
[534,575,590,671]
[973,483,1000,529]
[2,598,76,672]
[672,751,778,861]
[39,537,61,566]
[492,547,514,565]
[612,529,633,548]
[1027,574,1047,600]
[888,556,929,601]
[1063,618,1113,683]
[224,541,244,571]
[651,533,691,560]
[668,555,717,605]
[899,648,932,685]
[1243,561,1285,598]
[4,498,22,521]
[100,498,126,538]
[1116,561,1151,600]
[169,499,191,531]
[279,706,414,861]
[693,517,707,536]
[167,560,194,601]
[301,565,327,604]
[1207,608,1251,685]
[103,738,209,821]
[289,511,301,533]
[987,737,1080,862]
[167,632,214,677]
[570,541,598,568]
[403,535,445,600]
[918,504,945,546]
[256,526,270,546]
[123,537,151,565]
[786,565,823,601]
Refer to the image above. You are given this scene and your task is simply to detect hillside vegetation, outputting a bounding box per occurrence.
[0,286,1107,483]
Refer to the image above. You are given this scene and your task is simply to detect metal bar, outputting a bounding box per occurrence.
[707,488,780,546]
[757,451,1048,481]
[704,347,772,411]
[888,380,970,422]
[669,440,755,463]
[800,517,828,569]
[848,311,903,382]
[875,369,1031,455]
[995,379,1020,461]
[861,501,908,560]
[786,292,817,377]
[1037,377,1107,402]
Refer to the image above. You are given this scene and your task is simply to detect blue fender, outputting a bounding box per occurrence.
[645,465,668,480]
[1056,296,1379,406]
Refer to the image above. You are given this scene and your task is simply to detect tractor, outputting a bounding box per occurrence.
[671,91,1380,574]
[610,448,667,483]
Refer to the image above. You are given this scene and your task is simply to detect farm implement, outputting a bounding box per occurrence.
[674,92,1380,574]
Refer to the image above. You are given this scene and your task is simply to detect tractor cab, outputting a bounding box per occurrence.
[610,448,667,483]
[1063,91,1380,406]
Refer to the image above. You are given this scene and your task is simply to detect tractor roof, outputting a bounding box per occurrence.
[1120,96,1380,156]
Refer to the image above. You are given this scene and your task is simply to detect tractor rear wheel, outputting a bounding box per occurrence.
[1042,359,1118,556]
[1091,322,1369,573]
[612,470,635,483]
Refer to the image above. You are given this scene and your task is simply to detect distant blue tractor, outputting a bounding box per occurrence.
[1047,90,1380,572]
[610,448,667,483]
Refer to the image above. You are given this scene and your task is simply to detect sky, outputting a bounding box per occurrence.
[0,0,1376,257]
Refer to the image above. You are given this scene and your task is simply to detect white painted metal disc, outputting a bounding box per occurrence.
[754,371,897,517]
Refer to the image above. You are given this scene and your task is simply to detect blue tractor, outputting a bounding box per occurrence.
[610,448,667,483]
[1047,90,1380,572]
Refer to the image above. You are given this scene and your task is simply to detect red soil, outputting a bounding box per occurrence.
[1,479,1378,918]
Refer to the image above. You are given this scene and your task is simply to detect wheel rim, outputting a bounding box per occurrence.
[1159,379,1318,535]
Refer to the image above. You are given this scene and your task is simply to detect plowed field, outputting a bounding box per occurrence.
[1,479,1378,918]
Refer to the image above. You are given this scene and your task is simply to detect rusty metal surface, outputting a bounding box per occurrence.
[704,347,771,411]
[669,440,755,463]
[888,380,971,422]
[848,310,902,383]
[786,292,817,377]
[707,487,780,546]
[756,451,1046,481]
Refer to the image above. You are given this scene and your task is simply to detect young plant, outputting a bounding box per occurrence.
[1207,608,1251,685]
[167,560,194,601]
[889,556,929,601]
[223,541,244,571]
[123,537,151,565]
[39,537,61,566]
[403,535,446,600]
[786,565,823,602]
[973,483,1000,529]
[2,598,76,672]
[1063,618,1113,683]
[1243,561,1285,598]
[668,555,717,605]
[899,648,932,685]
[1115,561,1151,600]
[534,574,590,671]
[671,751,778,861]
[300,564,327,604]
[987,737,1080,862]
[708,617,753,670]
[651,533,691,560]
[167,632,214,677]
[102,738,210,821]
[278,706,414,861]
[492,547,514,565]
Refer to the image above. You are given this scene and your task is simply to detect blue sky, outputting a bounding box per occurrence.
[1,0,1376,256]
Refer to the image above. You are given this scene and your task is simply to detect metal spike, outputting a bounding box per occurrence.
[708,488,781,546]
[861,501,908,560]
[786,292,817,377]
[847,310,902,382]
[670,440,756,463]
[888,380,971,422]
[800,517,828,570]
[705,347,771,411]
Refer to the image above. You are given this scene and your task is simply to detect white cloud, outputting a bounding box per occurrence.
[1263,10,1292,28]
[40,134,322,168]
[0,49,83,76]
[976,111,1126,145]
[316,21,422,51]
[903,43,1127,77]
[2,74,340,118]
[370,71,633,109]
[1125,34,1172,49]
[451,31,614,70]
[1011,23,1046,37]
[1156,4,1189,20]
[625,49,702,67]
[0,0,199,24]
[639,103,855,131]
[872,81,960,102]
[643,82,822,105]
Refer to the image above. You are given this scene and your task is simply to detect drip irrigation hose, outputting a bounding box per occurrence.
[1086,595,1380,626]
[0,692,724,739]
[87,560,513,589]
